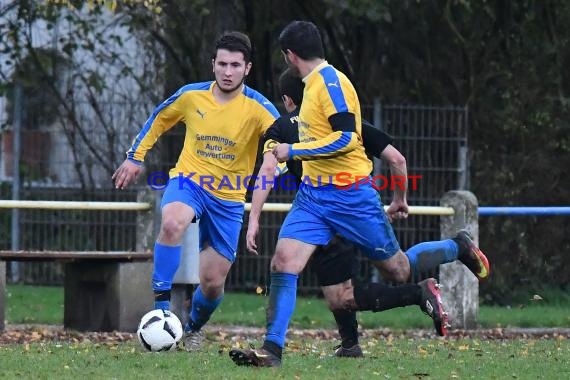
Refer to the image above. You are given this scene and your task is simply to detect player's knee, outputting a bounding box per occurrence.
[322,282,357,311]
[327,295,356,311]
[270,250,300,273]
[325,297,343,311]
[199,276,225,298]
[159,217,187,243]
[375,252,411,283]
[387,268,409,283]
[322,285,343,310]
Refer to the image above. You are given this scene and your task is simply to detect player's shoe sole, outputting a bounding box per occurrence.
[455,230,490,281]
[229,347,281,367]
[418,278,450,336]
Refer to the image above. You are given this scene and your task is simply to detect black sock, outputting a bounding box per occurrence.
[332,309,359,348]
[353,282,421,312]
[262,340,282,359]
[154,290,171,301]
[452,237,469,259]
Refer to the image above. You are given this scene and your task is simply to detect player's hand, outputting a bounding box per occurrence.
[386,199,409,223]
[246,219,260,255]
[272,143,290,163]
[112,159,143,189]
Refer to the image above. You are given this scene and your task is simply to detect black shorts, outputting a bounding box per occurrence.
[310,234,360,286]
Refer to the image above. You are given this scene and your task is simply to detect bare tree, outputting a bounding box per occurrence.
[0,1,164,188]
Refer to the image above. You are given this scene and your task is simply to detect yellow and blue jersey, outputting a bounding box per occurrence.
[127,81,279,201]
[291,61,371,185]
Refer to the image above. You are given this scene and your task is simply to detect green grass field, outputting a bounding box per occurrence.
[1,285,569,379]
[0,335,568,379]
[5,285,570,329]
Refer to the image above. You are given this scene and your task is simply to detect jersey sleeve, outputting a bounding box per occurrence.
[289,131,360,160]
[318,66,359,120]
[361,121,394,158]
[289,67,361,160]
[257,99,280,136]
[126,87,188,163]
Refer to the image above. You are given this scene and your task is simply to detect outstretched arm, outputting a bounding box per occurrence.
[381,145,409,221]
[114,87,187,188]
[112,159,143,189]
[246,152,278,254]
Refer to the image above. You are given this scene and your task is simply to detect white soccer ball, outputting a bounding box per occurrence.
[137,309,183,352]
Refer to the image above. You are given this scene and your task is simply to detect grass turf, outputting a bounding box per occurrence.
[0,336,568,379]
[5,284,570,329]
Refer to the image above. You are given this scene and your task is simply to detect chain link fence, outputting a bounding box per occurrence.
[0,101,468,292]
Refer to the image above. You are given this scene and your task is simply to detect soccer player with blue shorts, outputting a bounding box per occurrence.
[229,21,490,367]
[243,69,450,358]
[112,31,279,351]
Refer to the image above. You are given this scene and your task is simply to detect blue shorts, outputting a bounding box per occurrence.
[278,181,400,261]
[161,177,244,262]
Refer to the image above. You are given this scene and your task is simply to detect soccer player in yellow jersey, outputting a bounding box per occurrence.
[229,21,489,367]
[112,31,279,351]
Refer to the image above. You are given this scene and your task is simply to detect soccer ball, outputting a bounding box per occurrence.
[137,309,183,352]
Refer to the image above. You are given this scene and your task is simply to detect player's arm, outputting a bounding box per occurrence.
[287,112,360,161]
[381,145,407,203]
[246,119,288,254]
[361,121,408,220]
[381,143,409,221]
[126,91,187,164]
[247,152,278,252]
[278,71,361,161]
[361,121,393,159]
[113,88,187,189]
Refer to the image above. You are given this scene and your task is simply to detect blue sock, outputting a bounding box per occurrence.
[405,240,459,278]
[154,300,170,311]
[265,272,298,348]
[152,242,182,310]
[187,286,223,332]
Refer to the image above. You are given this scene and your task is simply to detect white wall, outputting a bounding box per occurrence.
[0,3,163,187]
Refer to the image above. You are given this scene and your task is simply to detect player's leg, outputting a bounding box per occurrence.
[311,235,362,357]
[264,237,317,357]
[377,231,489,283]
[230,188,330,367]
[326,182,489,282]
[184,191,245,351]
[183,245,232,350]
[326,277,449,336]
[316,236,448,338]
[153,177,202,311]
[322,184,450,334]
[229,238,317,367]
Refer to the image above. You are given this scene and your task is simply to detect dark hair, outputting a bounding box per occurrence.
[213,31,252,62]
[278,21,324,60]
[279,69,304,105]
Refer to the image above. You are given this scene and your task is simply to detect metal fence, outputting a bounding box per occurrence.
[0,186,139,284]
[0,101,468,291]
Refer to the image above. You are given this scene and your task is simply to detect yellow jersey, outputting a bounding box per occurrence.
[127,81,279,201]
[290,61,372,186]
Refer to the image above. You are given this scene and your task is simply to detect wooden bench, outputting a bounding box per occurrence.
[0,250,154,332]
